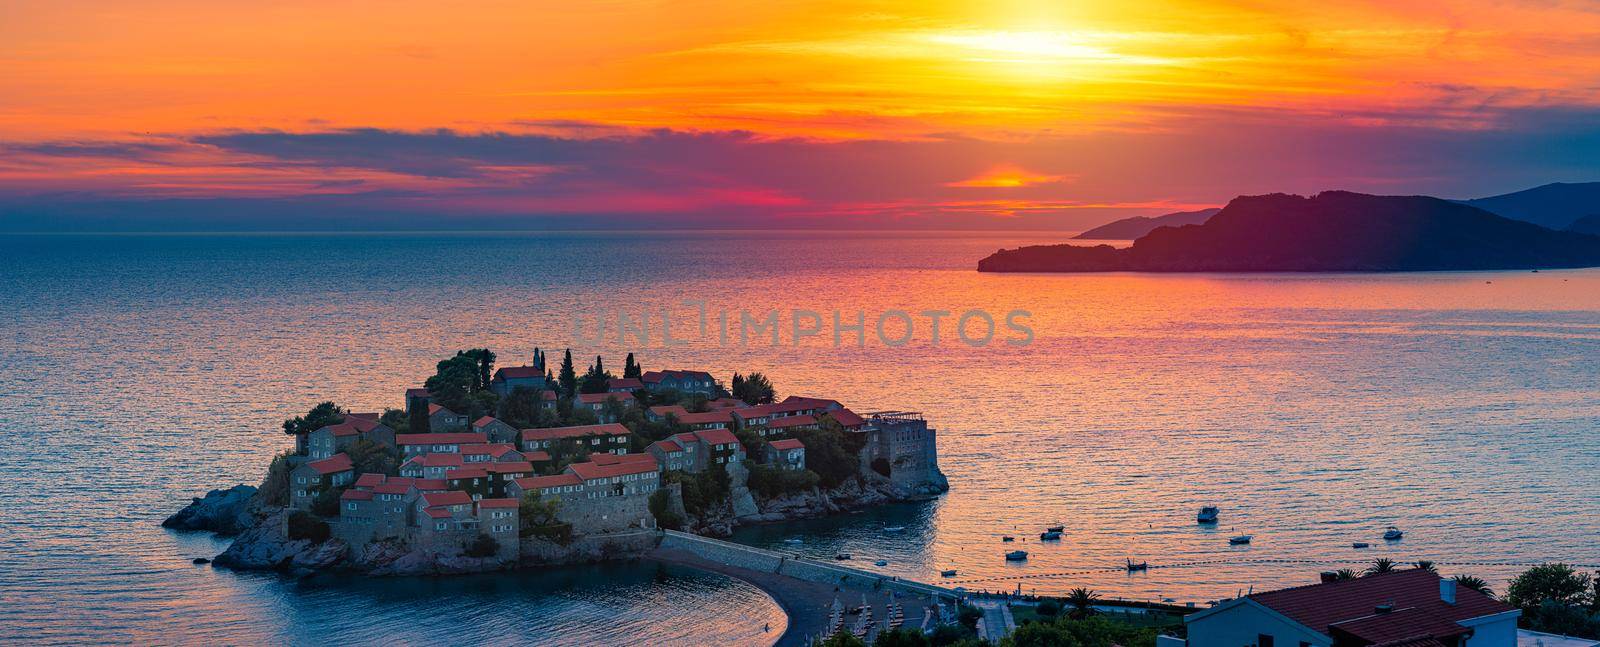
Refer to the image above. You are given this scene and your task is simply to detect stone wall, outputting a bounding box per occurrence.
[659,530,954,599]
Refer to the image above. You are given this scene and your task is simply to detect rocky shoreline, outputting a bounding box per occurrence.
[167,468,946,578]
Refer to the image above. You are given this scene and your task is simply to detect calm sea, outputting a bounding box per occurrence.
[1,231,1597,644]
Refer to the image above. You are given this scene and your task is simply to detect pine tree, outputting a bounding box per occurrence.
[623,352,642,379]
[558,349,578,397]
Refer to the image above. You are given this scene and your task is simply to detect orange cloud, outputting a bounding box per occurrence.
[946,165,1071,188]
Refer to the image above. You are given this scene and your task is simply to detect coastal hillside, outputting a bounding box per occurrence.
[978,191,1600,272]
[1461,181,1600,230]
[1567,214,1600,236]
[1072,208,1219,240]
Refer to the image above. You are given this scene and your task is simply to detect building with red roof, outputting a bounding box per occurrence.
[606,377,644,392]
[1183,568,1518,647]
[489,365,549,397]
[764,438,807,471]
[305,415,396,459]
[640,369,717,395]
[396,432,489,456]
[470,416,522,444]
[520,423,631,455]
[288,452,355,510]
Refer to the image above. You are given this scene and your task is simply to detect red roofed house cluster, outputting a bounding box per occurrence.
[1182,568,1518,647]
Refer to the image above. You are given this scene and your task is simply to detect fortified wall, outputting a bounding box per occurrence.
[860,412,949,498]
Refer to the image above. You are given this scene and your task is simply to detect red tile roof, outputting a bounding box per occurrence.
[577,391,635,404]
[341,489,375,501]
[460,443,518,457]
[607,378,644,389]
[705,398,749,409]
[448,467,489,479]
[649,405,689,418]
[521,423,631,442]
[423,507,452,519]
[404,453,465,468]
[472,416,502,428]
[766,414,817,430]
[515,473,582,490]
[650,439,684,453]
[494,366,545,380]
[354,473,387,488]
[540,390,558,401]
[345,411,381,421]
[1248,569,1513,638]
[316,415,385,437]
[373,482,416,495]
[678,410,732,425]
[421,491,473,507]
[828,408,866,428]
[307,453,354,475]
[640,369,714,383]
[589,452,655,466]
[523,450,552,462]
[478,498,519,509]
[406,387,431,398]
[412,478,448,491]
[486,461,534,474]
[769,438,805,450]
[693,428,740,447]
[395,432,488,445]
[568,455,659,480]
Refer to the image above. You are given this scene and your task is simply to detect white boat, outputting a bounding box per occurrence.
[783,538,803,545]
[1229,535,1253,545]
[1383,526,1404,540]
[874,560,888,566]
[1197,506,1220,523]
[1005,550,1028,561]
[883,526,906,533]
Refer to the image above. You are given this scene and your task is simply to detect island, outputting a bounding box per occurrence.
[1071,208,1218,240]
[167,349,948,580]
[978,191,1600,272]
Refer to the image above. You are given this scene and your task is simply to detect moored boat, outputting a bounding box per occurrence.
[884,526,906,533]
[1045,525,1064,533]
[1197,506,1220,523]
[1352,542,1370,549]
[1005,550,1028,561]
[1039,530,1062,540]
[941,569,958,577]
[1001,536,1015,542]
[1383,526,1404,540]
[1229,535,1252,545]
[1125,559,1149,571]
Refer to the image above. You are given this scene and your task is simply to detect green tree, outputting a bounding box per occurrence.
[579,355,614,393]
[731,372,776,404]
[1365,558,1397,576]
[818,634,868,647]
[789,417,860,488]
[558,349,578,397]
[310,485,345,517]
[378,408,409,434]
[287,511,330,542]
[282,401,344,445]
[1453,575,1494,597]
[1332,568,1359,581]
[1065,588,1100,618]
[347,439,400,475]
[498,386,550,429]
[648,488,683,530]
[518,491,572,544]
[463,533,499,558]
[874,627,931,647]
[257,451,295,507]
[461,348,496,391]
[1415,560,1436,572]
[1507,564,1592,611]
[426,353,482,414]
[1037,600,1062,617]
[623,352,642,379]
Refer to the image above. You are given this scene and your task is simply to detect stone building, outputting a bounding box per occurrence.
[488,365,548,397]
[428,403,469,432]
[640,369,716,395]
[764,438,806,471]
[519,423,631,457]
[396,432,489,457]
[289,453,354,510]
[507,452,660,535]
[858,411,947,496]
[305,414,396,460]
[470,416,522,444]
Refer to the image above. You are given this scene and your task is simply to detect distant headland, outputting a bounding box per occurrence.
[978,191,1600,273]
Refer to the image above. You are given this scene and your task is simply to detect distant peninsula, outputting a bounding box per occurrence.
[979,191,1600,273]
[1072,208,1219,240]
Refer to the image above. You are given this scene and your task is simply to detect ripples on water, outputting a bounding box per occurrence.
[1,231,1597,642]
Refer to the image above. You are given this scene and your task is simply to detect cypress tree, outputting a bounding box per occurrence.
[558,349,578,397]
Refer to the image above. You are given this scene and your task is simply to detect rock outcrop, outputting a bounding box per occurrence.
[212,509,347,572]
[162,484,259,535]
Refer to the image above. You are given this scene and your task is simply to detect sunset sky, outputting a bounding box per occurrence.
[3,0,1599,230]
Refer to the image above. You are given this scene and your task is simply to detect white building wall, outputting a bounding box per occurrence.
[1186,601,1330,647]
[1462,612,1519,647]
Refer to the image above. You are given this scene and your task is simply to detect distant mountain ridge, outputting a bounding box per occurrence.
[1073,208,1220,240]
[978,191,1600,272]
[1460,182,1600,230]
[1567,214,1600,235]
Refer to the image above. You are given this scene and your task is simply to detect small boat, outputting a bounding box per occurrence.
[1352,542,1370,549]
[1039,531,1063,541]
[1045,525,1065,533]
[940,569,958,577]
[874,560,888,566]
[783,538,803,545]
[883,526,906,533]
[1383,526,1404,540]
[1001,536,1015,542]
[1197,506,1220,523]
[1125,559,1149,571]
[835,553,853,560]
[1229,535,1253,545]
[1005,550,1029,561]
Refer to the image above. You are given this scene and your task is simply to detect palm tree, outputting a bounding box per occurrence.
[1366,558,1397,576]
[1415,560,1436,572]
[1066,587,1100,618]
[1333,568,1359,581]
[1452,575,1493,597]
